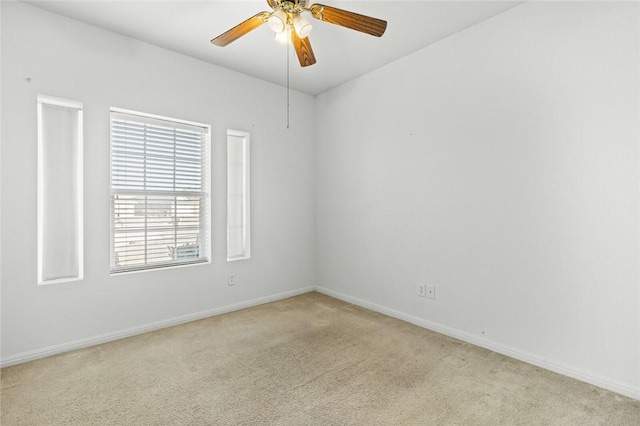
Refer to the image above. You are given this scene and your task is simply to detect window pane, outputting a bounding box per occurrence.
[38,96,83,284]
[227,130,250,261]
[110,109,209,273]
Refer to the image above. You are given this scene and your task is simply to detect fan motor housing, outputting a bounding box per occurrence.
[269,0,309,13]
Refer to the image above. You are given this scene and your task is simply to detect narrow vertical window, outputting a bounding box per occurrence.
[227,130,250,261]
[37,95,83,284]
[110,109,210,273]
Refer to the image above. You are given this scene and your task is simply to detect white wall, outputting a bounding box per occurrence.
[0,2,316,362]
[316,2,639,398]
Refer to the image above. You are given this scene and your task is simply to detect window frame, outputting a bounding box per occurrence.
[37,95,84,285]
[109,107,211,275]
[226,129,251,262]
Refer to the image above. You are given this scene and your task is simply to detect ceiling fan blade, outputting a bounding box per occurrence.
[309,4,387,37]
[211,12,270,47]
[291,28,316,67]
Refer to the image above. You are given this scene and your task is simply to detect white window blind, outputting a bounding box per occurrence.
[110,109,210,273]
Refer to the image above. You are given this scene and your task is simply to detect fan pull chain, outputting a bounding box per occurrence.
[286,41,290,129]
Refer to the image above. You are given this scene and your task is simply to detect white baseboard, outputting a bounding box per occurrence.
[0,286,315,368]
[3,284,638,402]
[314,286,640,401]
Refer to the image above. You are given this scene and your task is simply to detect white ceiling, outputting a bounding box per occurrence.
[24,1,522,95]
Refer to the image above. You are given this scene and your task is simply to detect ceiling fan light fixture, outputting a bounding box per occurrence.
[274,27,292,44]
[293,14,312,38]
[267,8,287,33]
[211,1,387,68]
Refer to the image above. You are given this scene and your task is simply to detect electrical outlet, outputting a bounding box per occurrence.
[427,285,435,300]
[417,284,426,298]
[228,274,237,286]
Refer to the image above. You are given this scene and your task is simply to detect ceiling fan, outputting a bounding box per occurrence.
[211,0,387,67]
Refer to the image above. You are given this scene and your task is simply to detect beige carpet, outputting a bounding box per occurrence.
[1,292,639,425]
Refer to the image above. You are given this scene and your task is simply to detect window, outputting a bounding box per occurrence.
[110,109,210,273]
[227,130,250,261]
[37,95,83,285]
